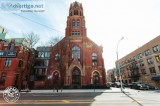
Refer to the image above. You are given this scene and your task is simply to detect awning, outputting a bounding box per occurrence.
[152,75,160,81]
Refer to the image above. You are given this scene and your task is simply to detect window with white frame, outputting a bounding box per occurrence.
[137,53,143,59]
[77,21,80,28]
[45,52,50,58]
[92,53,98,66]
[152,45,159,52]
[139,61,144,66]
[145,49,151,56]
[147,58,153,64]
[72,20,75,28]
[38,52,44,58]
[5,58,11,67]
[9,43,15,50]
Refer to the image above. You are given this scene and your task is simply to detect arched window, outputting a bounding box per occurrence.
[5,58,12,67]
[72,20,75,28]
[77,21,80,28]
[9,39,15,50]
[93,72,99,85]
[70,12,72,16]
[74,10,78,15]
[92,53,98,66]
[9,43,15,50]
[72,46,80,59]
[72,69,80,75]
[55,53,60,62]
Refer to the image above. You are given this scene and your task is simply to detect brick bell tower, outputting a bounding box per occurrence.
[65,1,87,37]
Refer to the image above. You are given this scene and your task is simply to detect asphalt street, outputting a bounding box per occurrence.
[0,88,160,106]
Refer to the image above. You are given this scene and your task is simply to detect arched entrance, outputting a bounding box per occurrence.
[72,67,81,88]
[93,72,100,85]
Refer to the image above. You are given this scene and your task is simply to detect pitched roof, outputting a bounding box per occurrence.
[71,1,81,6]
[4,38,26,46]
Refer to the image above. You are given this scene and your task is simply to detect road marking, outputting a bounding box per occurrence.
[62,100,70,103]
[0,99,160,105]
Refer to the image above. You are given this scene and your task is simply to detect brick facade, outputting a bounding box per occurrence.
[47,1,106,88]
[0,32,34,89]
[115,35,160,88]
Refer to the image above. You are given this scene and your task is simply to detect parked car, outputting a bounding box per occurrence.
[114,82,125,88]
[106,82,114,87]
[132,83,148,90]
[144,84,155,90]
[130,82,141,89]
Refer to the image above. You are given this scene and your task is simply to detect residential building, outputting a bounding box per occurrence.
[0,27,34,89]
[33,47,51,89]
[106,69,116,83]
[115,35,160,88]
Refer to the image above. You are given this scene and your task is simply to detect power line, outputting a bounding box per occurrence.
[12,13,65,35]
[0,6,64,35]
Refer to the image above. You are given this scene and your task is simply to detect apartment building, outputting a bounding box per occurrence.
[115,35,160,88]
[33,47,51,89]
[0,30,34,89]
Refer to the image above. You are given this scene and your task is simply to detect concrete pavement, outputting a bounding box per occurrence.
[0,87,160,106]
[0,87,120,93]
[0,87,159,93]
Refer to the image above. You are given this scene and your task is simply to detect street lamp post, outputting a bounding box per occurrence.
[116,37,124,92]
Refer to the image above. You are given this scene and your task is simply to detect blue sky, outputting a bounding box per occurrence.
[0,0,160,70]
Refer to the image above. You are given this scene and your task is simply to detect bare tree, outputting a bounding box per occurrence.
[48,36,63,46]
[24,32,40,48]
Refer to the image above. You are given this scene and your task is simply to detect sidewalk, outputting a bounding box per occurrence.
[0,88,124,93]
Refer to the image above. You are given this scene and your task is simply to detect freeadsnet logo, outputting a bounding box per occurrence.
[0,0,45,13]
[3,86,20,103]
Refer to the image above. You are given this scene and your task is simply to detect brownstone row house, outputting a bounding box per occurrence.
[115,35,160,88]
[0,29,35,89]
[46,1,106,88]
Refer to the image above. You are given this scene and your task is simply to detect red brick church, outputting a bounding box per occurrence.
[48,1,106,88]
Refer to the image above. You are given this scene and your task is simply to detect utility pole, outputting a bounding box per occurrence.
[116,37,124,92]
